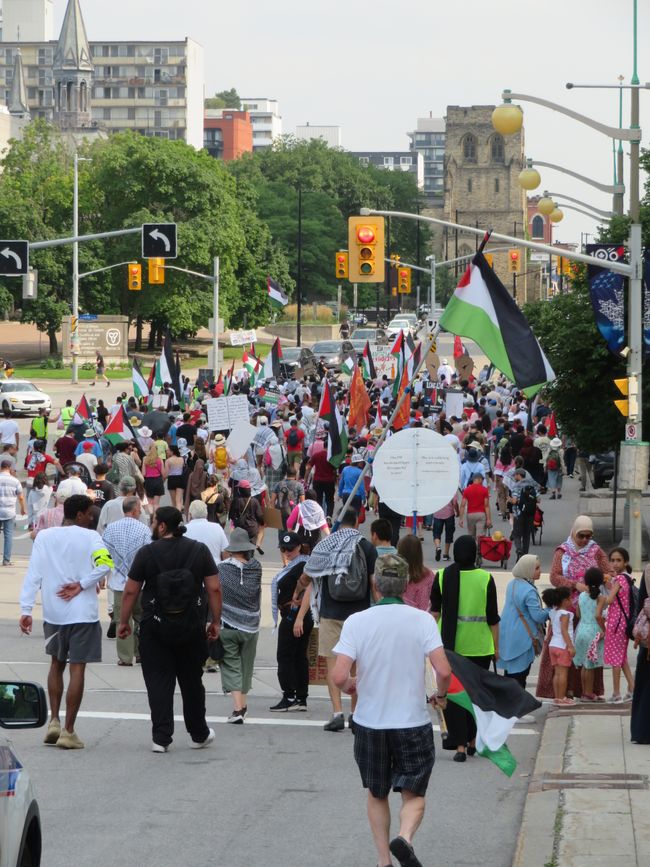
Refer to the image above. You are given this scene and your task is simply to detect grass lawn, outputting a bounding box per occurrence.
[12,365,133,380]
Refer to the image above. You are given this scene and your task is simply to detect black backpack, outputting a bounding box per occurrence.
[149,545,203,644]
[327,538,368,602]
[517,485,537,518]
[616,574,641,640]
[287,428,300,447]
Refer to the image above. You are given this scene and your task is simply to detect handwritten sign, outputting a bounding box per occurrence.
[206,395,250,431]
[229,329,258,346]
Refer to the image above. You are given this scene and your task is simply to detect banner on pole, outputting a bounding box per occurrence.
[586,244,626,355]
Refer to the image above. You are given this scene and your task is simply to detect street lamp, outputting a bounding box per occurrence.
[537,197,556,216]
[518,166,541,190]
[549,208,564,224]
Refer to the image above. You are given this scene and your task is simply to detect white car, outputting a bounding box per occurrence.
[386,318,412,339]
[0,381,52,416]
[0,681,47,867]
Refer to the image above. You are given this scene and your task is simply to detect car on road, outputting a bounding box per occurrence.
[278,346,317,379]
[311,340,356,371]
[386,317,413,339]
[0,381,52,416]
[351,327,388,345]
[398,313,418,329]
[0,680,48,867]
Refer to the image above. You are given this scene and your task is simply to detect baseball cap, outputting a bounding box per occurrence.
[375,553,409,580]
[279,532,301,549]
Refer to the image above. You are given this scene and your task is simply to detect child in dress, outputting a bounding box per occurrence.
[604,547,635,702]
[574,567,607,701]
[26,471,52,530]
[541,586,576,706]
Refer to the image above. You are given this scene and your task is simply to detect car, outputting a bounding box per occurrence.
[398,313,418,328]
[349,311,368,326]
[591,452,615,489]
[278,346,317,380]
[311,340,356,371]
[351,327,388,346]
[0,381,52,416]
[386,318,412,339]
[0,680,48,867]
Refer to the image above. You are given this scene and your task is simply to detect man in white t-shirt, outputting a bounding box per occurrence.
[184,499,228,562]
[0,408,19,448]
[19,494,114,750]
[332,554,451,867]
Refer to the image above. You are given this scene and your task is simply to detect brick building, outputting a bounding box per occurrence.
[204,108,253,160]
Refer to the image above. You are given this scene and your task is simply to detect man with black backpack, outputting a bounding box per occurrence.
[118,506,222,753]
[292,508,377,732]
[284,417,305,470]
[509,469,539,559]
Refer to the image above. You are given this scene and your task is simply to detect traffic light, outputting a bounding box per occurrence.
[148,257,165,285]
[128,263,142,291]
[614,375,639,418]
[508,249,521,274]
[397,267,411,294]
[348,216,385,283]
[335,251,349,280]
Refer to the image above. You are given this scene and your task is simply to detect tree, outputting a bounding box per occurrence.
[205,88,241,109]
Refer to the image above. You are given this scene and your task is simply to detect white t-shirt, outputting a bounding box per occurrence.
[184,518,228,564]
[56,477,88,499]
[334,603,443,729]
[0,471,22,520]
[549,608,574,649]
[20,525,111,624]
[0,418,19,445]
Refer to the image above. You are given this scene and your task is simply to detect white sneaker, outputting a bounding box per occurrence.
[623,691,633,702]
[151,742,168,753]
[608,694,623,704]
[191,728,215,749]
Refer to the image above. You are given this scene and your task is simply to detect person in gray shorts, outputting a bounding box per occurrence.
[19,494,114,750]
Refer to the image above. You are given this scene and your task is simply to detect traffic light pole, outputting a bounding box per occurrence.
[163,260,221,374]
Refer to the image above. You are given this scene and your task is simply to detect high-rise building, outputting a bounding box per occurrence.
[204,108,253,160]
[295,123,341,147]
[240,97,282,151]
[1,0,54,43]
[407,115,446,201]
[0,0,204,147]
[350,151,424,189]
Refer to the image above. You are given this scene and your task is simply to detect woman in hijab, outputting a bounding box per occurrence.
[184,458,207,518]
[430,535,500,762]
[535,515,611,699]
[497,554,549,688]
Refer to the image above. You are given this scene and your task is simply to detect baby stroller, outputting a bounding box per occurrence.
[478,535,512,569]
[531,505,544,545]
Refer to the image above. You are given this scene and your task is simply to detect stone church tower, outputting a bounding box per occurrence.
[443,105,527,298]
[52,0,94,130]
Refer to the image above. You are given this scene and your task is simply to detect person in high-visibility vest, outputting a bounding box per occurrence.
[430,534,500,762]
[59,400,75,431]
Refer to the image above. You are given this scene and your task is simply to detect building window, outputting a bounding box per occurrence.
[383,156,394,166]
[491,134,505,163]
[400,156,412,166]
[38,48,52,65]
[467,178,473,193]
[495,178,500,193]
[463,134,477,162]
[359,157,369,166]
[128,107,136,120]
[154,48,169,64]
[103,108,111,120]
[532,214,545,238]
[156,89,168,106]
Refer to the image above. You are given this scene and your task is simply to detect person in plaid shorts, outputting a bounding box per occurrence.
[332,554,451,867]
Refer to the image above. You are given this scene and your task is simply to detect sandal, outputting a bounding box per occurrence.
[117,660,133,667]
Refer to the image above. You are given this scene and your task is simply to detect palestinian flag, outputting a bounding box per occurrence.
[341,353,356,376]
[175,351,185,409]
[261,338,282,381]
[407,341,422,380]
[242,350,261,385]
[362,341,376,380]
[440,252,555,397]
[319,380,348,468]
[390,330,404,357]
[268,276,289,309]
[103,406,137,446]
[155,331,175,388]
[72,394,91,425]
[147,361,156,394]
[223,360,235,396]
[446,650,541,777]
[132,358,149,403]
[393,364,411,431]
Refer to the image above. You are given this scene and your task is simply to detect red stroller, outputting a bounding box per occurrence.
[478,535,513,569]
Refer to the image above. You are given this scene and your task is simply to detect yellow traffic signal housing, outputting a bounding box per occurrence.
[128,263,142,291]
[508,249,521,274]
[397,267,411,294]
[614,376,639,418]
[148,257,165,284]
[348,216,385,283]
[335,251,349,280]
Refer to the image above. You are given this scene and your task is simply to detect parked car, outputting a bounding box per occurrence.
[351,327,388,345]
[311,340,356,371]
[591,452,615,489]
[0,680,48,867]
[0,381,52,416]
[349,311,368,326]
[278,346,317,379]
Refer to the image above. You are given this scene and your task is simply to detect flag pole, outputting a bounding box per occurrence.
[332,321,442,529]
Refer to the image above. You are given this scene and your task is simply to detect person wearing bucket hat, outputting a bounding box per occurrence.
[218,528,263,724]
[546,437,565,500]
[269,532,310,712]
[138,426,155,453]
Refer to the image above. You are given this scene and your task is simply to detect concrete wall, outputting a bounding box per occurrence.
[266,324,338,343]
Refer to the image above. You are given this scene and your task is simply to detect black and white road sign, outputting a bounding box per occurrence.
[142,223,177,259]
[0,240,29,276]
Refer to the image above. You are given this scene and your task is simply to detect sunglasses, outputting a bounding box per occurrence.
[576,532,593,540]
[279,545,298,552]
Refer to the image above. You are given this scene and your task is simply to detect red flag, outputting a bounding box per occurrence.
[348,365,371,431]
[147,362,156,393]
[453,336,466,359]
[75,394,91,420]
[547,412,557,438]
[393,365,411,431]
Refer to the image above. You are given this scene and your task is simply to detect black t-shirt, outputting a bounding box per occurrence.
[277,560,308,611]
[319,538,377,621]
[176,423,196,446]
[88,479,115,505]
[129,536,218,612]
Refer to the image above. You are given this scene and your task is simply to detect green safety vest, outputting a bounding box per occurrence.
[61,406,75,425]
[32,416,47,438]
[440,567,494,657]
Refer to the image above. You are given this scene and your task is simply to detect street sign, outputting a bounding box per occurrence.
[208,317,225,334]
[626,423,638,441]
[142,223,177,259]
[0,240,29,276]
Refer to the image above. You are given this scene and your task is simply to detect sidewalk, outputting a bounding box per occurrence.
[513,702,650,867]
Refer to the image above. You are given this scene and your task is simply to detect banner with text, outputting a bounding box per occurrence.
[586,244,626,355]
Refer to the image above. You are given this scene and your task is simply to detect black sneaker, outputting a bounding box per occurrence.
[269,697,296,712]
[347,713,355,731]
[227,710,245,724]
[106,619,116,639]
[323,714,345,732]
[443,554,451,561]
[288,699,307,712]
[435,547,441,562]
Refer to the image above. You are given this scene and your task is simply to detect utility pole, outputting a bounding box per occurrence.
[296,184,302,347]
[212,256,220,374]
[71,154,79,384]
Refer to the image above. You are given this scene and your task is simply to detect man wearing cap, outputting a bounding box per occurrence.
[332,553,451,867]
[437,358,454,384]
[76,442,98,480]
[270,531,311,711]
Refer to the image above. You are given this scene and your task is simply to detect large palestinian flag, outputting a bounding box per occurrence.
[319,380,348,468]
[132,358,149,403]
[72,394,91,425]
[440,251,555,396]
[103,406,138,447]
[261,338,282,381]
[446,650,541,776]
[362,341,376,380]
[268,277,289,309]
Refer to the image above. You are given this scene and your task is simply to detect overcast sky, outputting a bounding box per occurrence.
[62,0,649,245]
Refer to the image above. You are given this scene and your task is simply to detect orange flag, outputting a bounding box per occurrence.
[348,365,371,431]
[393,364,411,431]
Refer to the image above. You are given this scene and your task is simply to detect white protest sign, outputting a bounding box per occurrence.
[226,420,258,460]
[229,329,258,346]
[206,394,251,431]
[373,352,395,378]
[372,428,459,516]
[444,390,465,420]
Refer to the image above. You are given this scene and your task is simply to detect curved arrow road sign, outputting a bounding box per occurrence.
[142,223,177,259]
[0,240,29,276]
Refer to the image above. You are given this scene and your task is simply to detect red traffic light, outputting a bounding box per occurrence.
[357,226,376,245]
[509,250,519,261]
[337,255,346,264]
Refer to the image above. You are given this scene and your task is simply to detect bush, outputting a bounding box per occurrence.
[39,357,63,369]
[281,303,334,323]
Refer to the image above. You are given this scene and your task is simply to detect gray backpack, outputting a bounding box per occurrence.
[327,540,368,602]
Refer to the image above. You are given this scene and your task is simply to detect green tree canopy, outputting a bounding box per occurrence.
[205,88,241,109]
